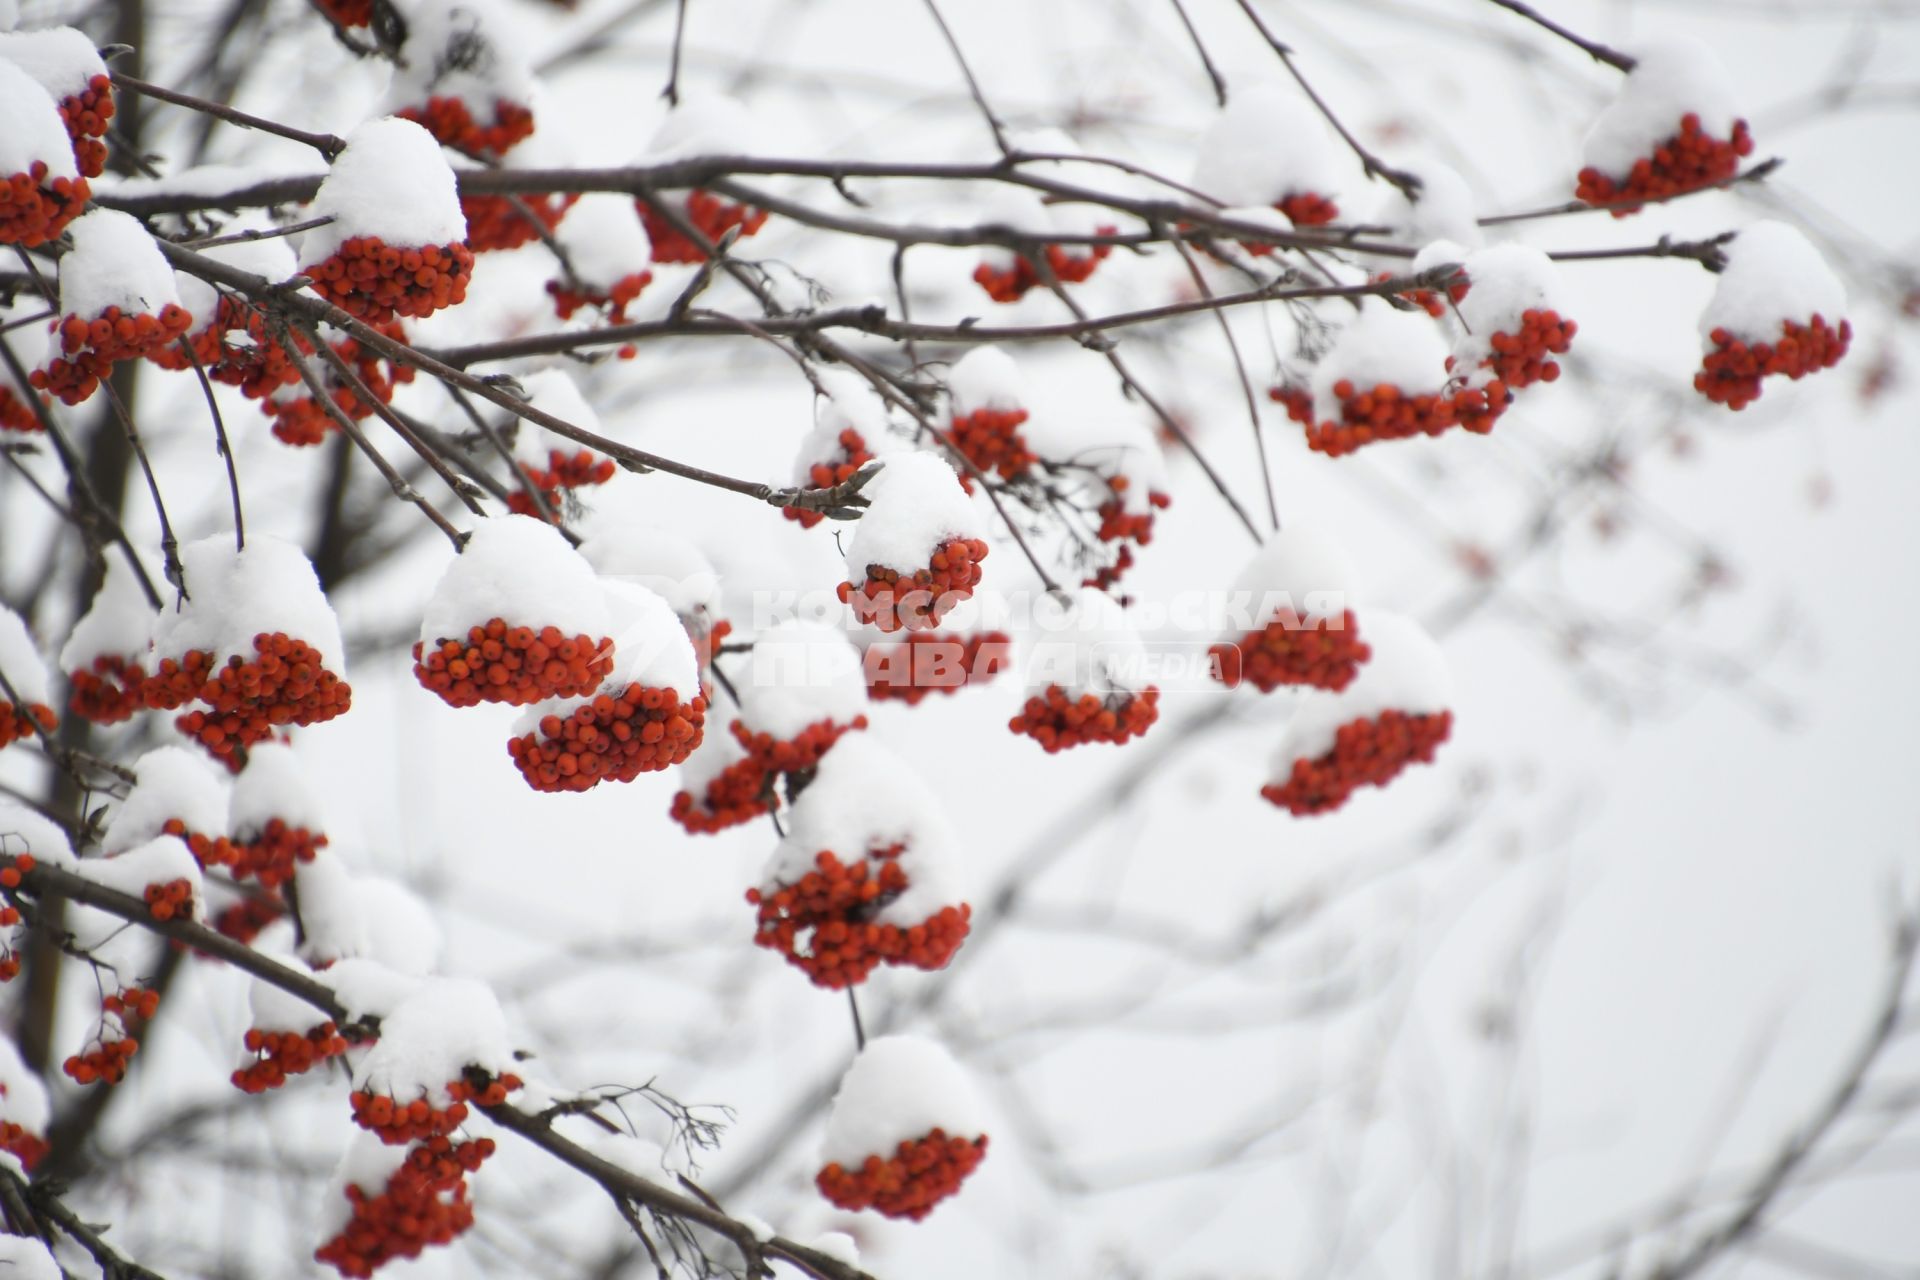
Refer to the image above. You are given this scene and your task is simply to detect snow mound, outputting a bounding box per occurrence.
[822,1034,986,1166]
[645,93,764,159]
[58,208,182,324]
[1225,524,1363,634]
[0,1236,59,1280]
[1582,39,1742,182]
[103,745,231,852]
[0,604,49,707]
[59,549,157,672]
[76,834,204,917]
[946,346,1025,415]
[513,580,700,737]
[420,515,609,644]
[508,368,601,467]
[761,734,966,929]
[1190,82,1343,209]
[0,26,105,99]
[1452,243,1566,372]
[173,216,299,334]
[152,534,345,671]
[0,799,73,865]
[1371,160,1481,249]
[1028,587,1151,700]
[1699,220,1846,345]
[300,117,466,266]
[247,955,334,1034]
[351,976,516,1105]
[844,451,985,579]
[230,740,328,838]
[1310,303,1452,409]
[733,619,868,740]
[387,0,536,114]
[1276,611,1452,763]
[555,193,651,292]
[0,56,72,180]
[0,1032,49,1134]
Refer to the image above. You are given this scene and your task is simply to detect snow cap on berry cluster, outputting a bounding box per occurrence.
[1189,82,1343,210]
[644,92,765,159]
[1581,39,1743,184]
[102,746,230,853]
[151,534,346,672]
[350,976,516,1108]
[843,451,985,583]
[299,117,466,268]
[822,1034,986,1168]
[1450,244,1567,379]
[0,57,73,182]
[761,735,965,930]
[0,1236,60,1280]
[554,193,652,292]
[420,515,610,649]
[513,581,700,740]
[247,955,334,1036]
[0,1033,49,1138]
[0,800,73,867]
[55,208,182,326]
[170,215,298,336]
[1224,524,1363,635]
[385,0,536,116]
[1698,220,1846,348]
[1031,587,1150,700]
[75,834,204,917]
[0,605,50,708]
[576,518,721,619]
[230,740,328,840]
[506,368,601,469]
[1275,611,1452,765]
[734,619,868,741]
[1412,238,1470,281]
[296,850,443,976]
[789,368,892,488]
[1309,302,1452,411]
[1372,160,1482,249]
[0,26,104,100]
[316,1131,414,1242]
[59,551,156,675]
[946,346,1025,416]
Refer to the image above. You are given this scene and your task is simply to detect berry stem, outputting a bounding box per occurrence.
[847,988,867,1051]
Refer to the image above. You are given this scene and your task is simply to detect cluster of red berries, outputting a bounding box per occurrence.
[231,819,328,889]
[730,714,868,777]
[0,699,55,750]
[637,190,769,263]
[1084,480,1170,590]
[64,986,159,1085]
[669,753,774,834]
[949,407,1037,486]
[1262,709,1453,815]
[1011,684,1161,751]
[33,304,195,404]
[863,631,1013,704]
[232,1020,350,1093]
[506,447,618,520]
[158,816,238,874]
[314,1137,495,1278]
[305,236,475,323]
[1276,191,1339,227]
[213,894,284,945]
[0,1121,47,1170]
[508,685,707,792]
[784,428,873,529]
[0,381,42,432]
[352,1073,523,1145]
[413,619,615,707]
[748,847,971,988]
[1296,379,1512,457]
[1211,612,1369,693]
[545,268,653,322]
[972,230,1116,302]
[55,74,115,178]
[817,1130,988,1220]
[1575,114,1754,216]
[259,321,417,447]
[143,634,353,770]
[397,97,533,161]
[67,654,147,723]
[0,854,34,892]
[464,190,574,253]
[143,877,195,922]
[1479,309,1577,388]
[1695,315,1851,410]
[841,537,990,632]
[0,162,89,248]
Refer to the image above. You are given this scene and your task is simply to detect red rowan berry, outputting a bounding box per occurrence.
[817,1130,988,1220]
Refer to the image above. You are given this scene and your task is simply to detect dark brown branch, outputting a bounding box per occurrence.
[110,71,347,159]
[1481,0,1637,72]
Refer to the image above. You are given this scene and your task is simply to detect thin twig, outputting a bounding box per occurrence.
[110,71,347,159]
[1170,0,1229,106]
[176,335,245,550]
[1480,0,1637,72]
[921,0,1012,156]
